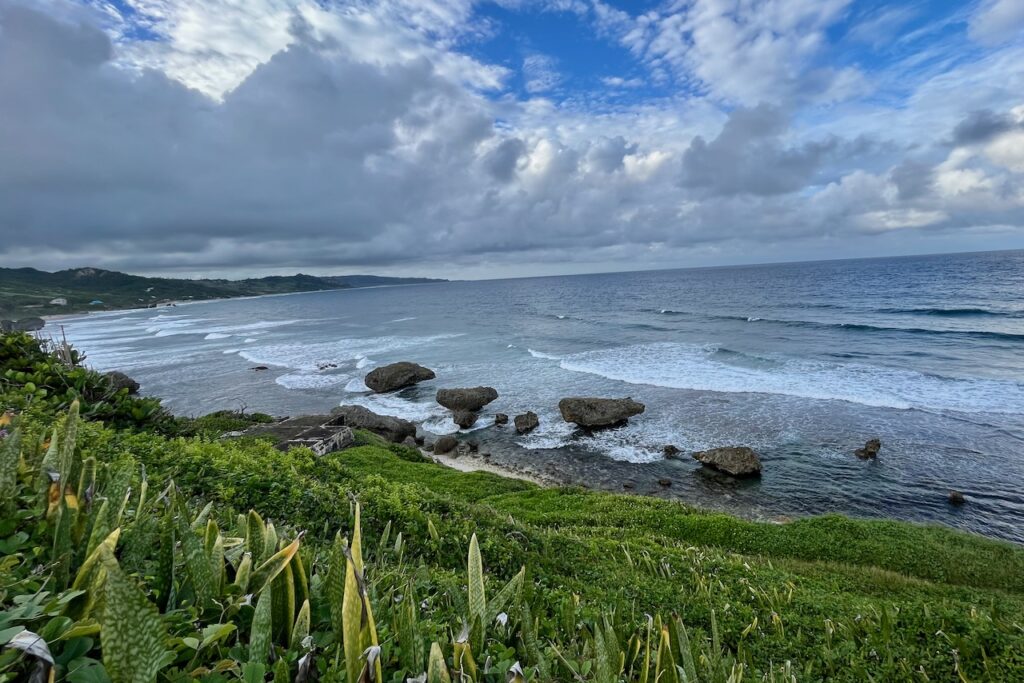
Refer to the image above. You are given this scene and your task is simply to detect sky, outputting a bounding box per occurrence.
[1,0,1023,279]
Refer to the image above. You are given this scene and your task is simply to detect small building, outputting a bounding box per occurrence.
[48,297,68,306]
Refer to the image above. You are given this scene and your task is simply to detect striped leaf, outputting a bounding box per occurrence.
[249,536,301,596]
[249,586,273,664]
[246,510,265,559]
[175,496,215,607]
[290,599,311,651]
[271,561,295,645]
[427,642,451,683]
[100,551,172,683]
[467,534,486,624]
[326,533,346,644]
[654,625,679,683]
[234,553,253,593]
[486,566,524,623]
[0,425,21,516]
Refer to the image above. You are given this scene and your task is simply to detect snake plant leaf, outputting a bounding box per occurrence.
[101,553,173,683]
[486,566,524,623]
[175,496,215,608]
[672,615,698,683]
[249,535,301,596]
[191,501,214,531]
[246,510,265,559]
[467,534,486,625]
[262,521,279,563]
[292,549,310,609]
[342,534,363,682]
[249,588,273,664]
[271,561,295,645]
[326,532,346,644]
[427,642,451,683]
[452,638,478,682]
[56,400,80,488]
[654,625,679,683]
[290,599,311,651]
[65,528,121,620]
[0,425,21,516]
[234,553,253,594]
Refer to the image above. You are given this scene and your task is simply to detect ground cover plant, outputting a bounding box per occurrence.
[1,333,1023,681]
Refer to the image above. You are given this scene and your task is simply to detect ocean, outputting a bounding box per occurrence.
[46,250,1024,542]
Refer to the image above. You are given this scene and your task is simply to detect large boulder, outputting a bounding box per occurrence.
[855,439,881,459]
[1,318,45,332]
[329,405,415,443]
[433,435,458,454]
[494,413,509,426]
[436,387,498,412]
[693,447,762,477]
[105,370,140,395]
[453,410,478,429]
[558,397,645,429]
[514,411,539,434]
[364,362,435,393]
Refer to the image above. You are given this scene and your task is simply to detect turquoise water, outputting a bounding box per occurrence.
[49,250,1024,542]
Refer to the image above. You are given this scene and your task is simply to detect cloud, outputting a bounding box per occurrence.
[951,109,1020,145]
[522,53,560,93]
[969,0,1024,46]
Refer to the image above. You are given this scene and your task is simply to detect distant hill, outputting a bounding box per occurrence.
[0,266,445,319]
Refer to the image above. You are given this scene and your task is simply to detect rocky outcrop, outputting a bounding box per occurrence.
[693,446,762,477]
[436,387,498,412]
[453,410,478,429]
[558,397,645,429]
[514,411,539,434]
[494,413,509,426]
[0,318,45,332]
[401,436,419,449]
[433,435,458,454]
[329,405,415,442]
[105,370,140,395]
[663,444,680,458]
[855,439,881,459]
[364,362,435,393]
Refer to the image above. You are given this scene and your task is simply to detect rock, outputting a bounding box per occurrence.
[364,361,435,393]
[105,370,140,395]
[623,482,636,490]
[663,444,681,458]
[330,405,416,443]
[414,435,425,446]
[251,366,269,371]
[949,490,966,506]
[1,317,45,332]
[433,435,458,454]
[453,410,478,429]
[401,436,419,449]
[285,426,354,456]
[558,397,645,429]
[494,413,509,426]
[436,387,499,412]
[693,446,762,477]
[855,438,881,459]
[454,442,472,457]
[514,411,539,434]
[468,441,479,452]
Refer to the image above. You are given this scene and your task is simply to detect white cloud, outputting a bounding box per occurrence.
[522,53,560,93]
[969,0,1024,46]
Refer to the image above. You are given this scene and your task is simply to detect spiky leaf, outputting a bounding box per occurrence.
[427,642,451,683]
[467,534,486,624]
[249,536,300,596]
[250,586,273,664]
[100,553,172,683]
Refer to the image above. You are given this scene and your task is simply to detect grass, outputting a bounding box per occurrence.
[3,332,1024,681]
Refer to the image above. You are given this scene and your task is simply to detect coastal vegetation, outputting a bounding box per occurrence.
[2,332,1024,681]
[0,267,445,320]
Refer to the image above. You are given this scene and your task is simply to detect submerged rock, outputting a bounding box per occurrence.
[364,361,435,393]
[453,410,478,429]
[494,413,509,426]
[106,370,140,394]
[433,435,458,454]
[558,397,645,429]
[855,439,881,459]
[514,411,539,434]
[948,490,966,506]
[693,446,762,477]
[658,478,672,487]
[436,387,499,412]
[330,405,415,443]
[251,366,269,371]
[663,444,681,458]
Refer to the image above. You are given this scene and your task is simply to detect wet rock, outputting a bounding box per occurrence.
[106,370,140,394]
[558,397,645,429]
[658,478,672,487]
[251,366,269,371]
[623,482,636,490]
[949,490,966,506]
[454,442,472,457]
[364,361,435,393]
[514,411,539,434]
[663,444,681,458]
[855,438,881,459]
[693,446,762,477]
[453,410,478,429]
[401,436,419,449]
[0,317,45,332]
[495,413,509,426]
[330,405,416,443]
[436,387,499,412]
[433,435,458,454]
[468,441,479,452]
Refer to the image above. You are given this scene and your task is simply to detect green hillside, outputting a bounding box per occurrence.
[1,331,1023,681]
[0,266,445,319]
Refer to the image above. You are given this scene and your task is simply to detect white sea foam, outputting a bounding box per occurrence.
[239,334,462,371]
[527,348,561,360]
[344,393,448,425]
[344,378,370,392]
[276,372,350,390]
[558,342,1024,414]
[389,316,417,323]
[244,338,257,343]
[355,356,372,369]
[205,332,231,340]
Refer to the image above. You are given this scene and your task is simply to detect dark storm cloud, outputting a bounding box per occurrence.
[680,105,839,196]
[950,109,1019,146]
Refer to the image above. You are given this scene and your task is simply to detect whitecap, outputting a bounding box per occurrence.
[527,348,561,360]
[345,378,370,392]
[276,372,350,390]
[389,316,417,323]
[205,332,231,340]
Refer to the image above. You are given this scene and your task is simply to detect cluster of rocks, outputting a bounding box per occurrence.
[0,318,45,332]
